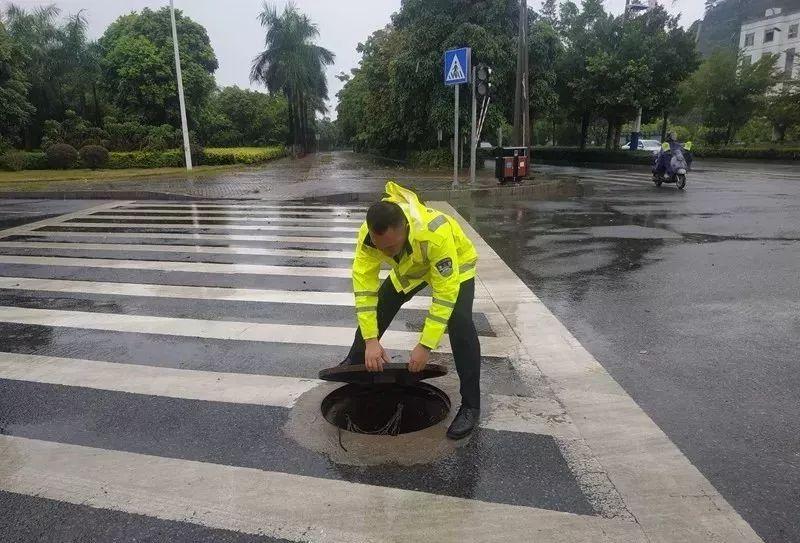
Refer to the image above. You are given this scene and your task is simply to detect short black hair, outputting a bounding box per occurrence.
[366,201,406,234]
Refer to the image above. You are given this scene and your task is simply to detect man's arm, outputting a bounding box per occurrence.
[352,225,382,341]
[419,229,461,350]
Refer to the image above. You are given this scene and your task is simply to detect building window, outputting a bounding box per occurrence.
[789,24,799,39]
[764,29,775,43]
[786,49,796,78]
[745,32,755,46]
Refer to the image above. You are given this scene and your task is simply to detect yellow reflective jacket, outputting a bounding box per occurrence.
[353,181,478,349]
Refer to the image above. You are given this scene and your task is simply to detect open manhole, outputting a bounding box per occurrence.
[319,363,451,436]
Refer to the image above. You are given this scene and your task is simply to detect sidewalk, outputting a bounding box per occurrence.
[0,151,563,202]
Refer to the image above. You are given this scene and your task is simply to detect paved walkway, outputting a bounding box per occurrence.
[0,152,508,200]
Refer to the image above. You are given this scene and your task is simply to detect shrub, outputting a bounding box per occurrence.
[408,148,453,169]
[24,152,48,170]
[1,150,28,171]
[104,119,150,151]
[145,124,179,151]
[107,150,185,169]
[79,145,110,170]
[203,146,286,166]
[46,143,79,169]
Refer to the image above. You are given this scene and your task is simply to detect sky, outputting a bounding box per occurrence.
[2,0,706,117]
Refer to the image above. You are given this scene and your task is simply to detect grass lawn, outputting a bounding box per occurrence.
[0,164,247,185]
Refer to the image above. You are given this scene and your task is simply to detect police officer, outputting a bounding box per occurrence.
[340,181,481,439]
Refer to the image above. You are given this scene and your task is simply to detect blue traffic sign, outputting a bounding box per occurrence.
[444,47,471,86]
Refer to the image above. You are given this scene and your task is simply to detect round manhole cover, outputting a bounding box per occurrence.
[321,382,451,436]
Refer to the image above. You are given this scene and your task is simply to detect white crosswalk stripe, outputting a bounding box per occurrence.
[0,199,761,543]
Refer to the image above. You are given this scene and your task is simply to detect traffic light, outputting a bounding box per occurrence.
[476,63,491,97]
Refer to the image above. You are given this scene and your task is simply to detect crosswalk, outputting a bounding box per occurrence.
[0,200,762,542]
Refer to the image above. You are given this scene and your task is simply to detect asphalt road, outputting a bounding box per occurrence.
[457,159,800,543]
[0,157,796,542]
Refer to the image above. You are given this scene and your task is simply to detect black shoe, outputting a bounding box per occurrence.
[446,406,480,440]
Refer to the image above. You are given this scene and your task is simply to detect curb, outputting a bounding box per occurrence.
[0,178,572,203]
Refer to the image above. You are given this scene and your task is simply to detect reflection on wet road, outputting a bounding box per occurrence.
[459,161,800,543]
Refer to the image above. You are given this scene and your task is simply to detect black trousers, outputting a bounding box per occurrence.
[345,278,481,409]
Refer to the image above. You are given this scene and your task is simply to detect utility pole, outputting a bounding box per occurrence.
[512,0,530,149]
[624,0,648,150]
[170,0,192,171]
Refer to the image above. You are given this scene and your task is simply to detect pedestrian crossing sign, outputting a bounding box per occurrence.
[444,47,470,86]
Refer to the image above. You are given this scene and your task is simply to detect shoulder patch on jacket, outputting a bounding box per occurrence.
[435,257,453,277]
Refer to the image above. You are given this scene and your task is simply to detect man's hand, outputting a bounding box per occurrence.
[408,343,431,373]
[365,339,390,372]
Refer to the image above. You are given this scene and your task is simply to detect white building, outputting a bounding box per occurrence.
[739,7,800,80]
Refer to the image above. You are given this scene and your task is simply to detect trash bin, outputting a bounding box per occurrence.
[495,146,529,184]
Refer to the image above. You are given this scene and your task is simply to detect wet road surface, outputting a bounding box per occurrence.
[0,160,792,542]
[458,160,800,543]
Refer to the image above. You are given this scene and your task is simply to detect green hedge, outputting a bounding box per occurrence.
[691,147,800,160]
[1,146,286,171]
[531,146,655,165]
[531,145,800,164]
[107,150,186,169]
[203,146,286,165]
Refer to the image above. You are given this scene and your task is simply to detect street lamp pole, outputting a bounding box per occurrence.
[170,0,192,171]
[625,0,648,150]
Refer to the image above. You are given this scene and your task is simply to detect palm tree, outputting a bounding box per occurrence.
[250,2,334,154]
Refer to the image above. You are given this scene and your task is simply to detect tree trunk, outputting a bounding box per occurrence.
[613,121,622,150]
[660,110,669,142]
[580,112,590,150]
[92,84,102,127]
[604,118,613,150]
[552,118,557,146]
[726,122,734,145]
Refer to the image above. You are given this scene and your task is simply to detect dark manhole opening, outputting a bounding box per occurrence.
[321,382,451,436]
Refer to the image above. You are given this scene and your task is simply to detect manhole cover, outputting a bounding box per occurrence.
[318,362,447,385]
[321,382,451,436]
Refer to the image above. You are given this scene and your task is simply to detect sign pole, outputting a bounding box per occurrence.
[453,85,459,188]
[469,65,477,185]
[444,47,470,189]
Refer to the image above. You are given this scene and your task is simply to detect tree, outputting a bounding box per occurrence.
[0,20,35,148]
[98,7,218,127]
[682,50,778,143]
[528,16,561,145]
[250,2,334,154]
[630,6,700,142]
[199,86,288,147]
[336,0,517,152]
[763,78,800,142]
[3,4,99,148]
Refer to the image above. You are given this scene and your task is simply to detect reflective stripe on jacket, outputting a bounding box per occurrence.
[352,181,478,349]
